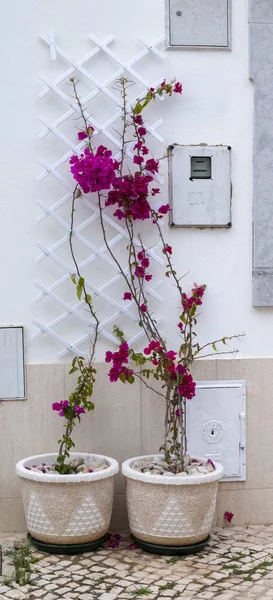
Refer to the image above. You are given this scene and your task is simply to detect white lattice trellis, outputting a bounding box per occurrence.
[34,33,169,358]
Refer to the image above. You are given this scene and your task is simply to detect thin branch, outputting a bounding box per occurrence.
[133,372,165,399]
[195,349,239,360]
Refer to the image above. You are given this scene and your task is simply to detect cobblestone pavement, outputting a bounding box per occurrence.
[2,527,273,599]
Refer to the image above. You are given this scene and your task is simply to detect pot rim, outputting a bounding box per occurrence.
[122,454,223,485]
[16,452,119,483]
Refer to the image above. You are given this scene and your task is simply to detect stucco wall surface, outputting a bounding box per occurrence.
[0,0,260,364]
[0,358,272,532]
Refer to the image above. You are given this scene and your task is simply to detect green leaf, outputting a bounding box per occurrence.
[212,342,217,352]
[69,367,77,374]
[128,375,135,384]
[119,372,126,383]
[142,94,152,109]
[76,276,85,300]
[85,294,92,304]
[71,274,77,284]
[134,103,143,115]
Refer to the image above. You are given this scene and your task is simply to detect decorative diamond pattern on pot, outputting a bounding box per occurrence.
[200,497,217,534]
[127,502,146,532]
[64,495,104,536]
[27,493,56,534]
[150,496,196,537]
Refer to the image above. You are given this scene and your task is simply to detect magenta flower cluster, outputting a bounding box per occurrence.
[134,250,152,282]
[70,81,181,223]
[105,342,133,383]
[70,145,118,194]
[105,172,153,221]
[52,400,86,417]
[181,284,205,311]
[175,365,196,400]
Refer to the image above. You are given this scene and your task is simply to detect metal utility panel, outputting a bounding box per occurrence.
[0,327,26,400]
[186,381,246,481]
[168,145,231,228]
[166,0,231,49]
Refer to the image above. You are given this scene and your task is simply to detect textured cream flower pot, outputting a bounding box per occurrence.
[16,452,119,551]
[122,454,223,553]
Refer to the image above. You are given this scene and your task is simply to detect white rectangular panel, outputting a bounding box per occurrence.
[166,0,231,49]
[168,145,232,227]
[0,327,26,399]
[186,381,246,481]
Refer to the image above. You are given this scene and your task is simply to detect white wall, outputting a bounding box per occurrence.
[1,0,262,365]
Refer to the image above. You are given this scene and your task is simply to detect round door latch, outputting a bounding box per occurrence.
[176,10,182,16]
[202,421,224,444]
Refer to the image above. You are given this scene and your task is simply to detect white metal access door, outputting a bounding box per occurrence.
[186,380,246,481]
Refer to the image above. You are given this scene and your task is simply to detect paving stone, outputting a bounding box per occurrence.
[3,528,273,600]
[5,592,27,600]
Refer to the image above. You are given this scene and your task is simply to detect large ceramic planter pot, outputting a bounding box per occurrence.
[16,452,119,554]
[122,454,223,555]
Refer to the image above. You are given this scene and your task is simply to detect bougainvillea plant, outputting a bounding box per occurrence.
[56,75,239,475]
[52,171,99,474]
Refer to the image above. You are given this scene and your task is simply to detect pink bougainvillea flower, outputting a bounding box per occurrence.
[158,204,170,214]
[166,350,177,361]
[73,406,86,415]
[152,188,160,196]
[77,125,94,140]
[134,265,145,278]
[141,145,149,156]
[138,127,147,137]
[145,158,159,174]
[175,409,180,417]
[133,155,144,165]
[78,130,88,140]
[105,351,113,363]
[52,400,69,417]
[141,257,150,268]
[163,245,173,255]
[177,322,184,331]
[144,340,162,355]
[113,159,121,170]
[224,511,234,523]
[145,274,153,282]
[161,79,166,87]
[132,115,143,125]
[174,82,183,94]
[152,359,158,366]
[140,303,147,313]
[123,292,132,301]
[207,459,215,469]
[107,533,121,548]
